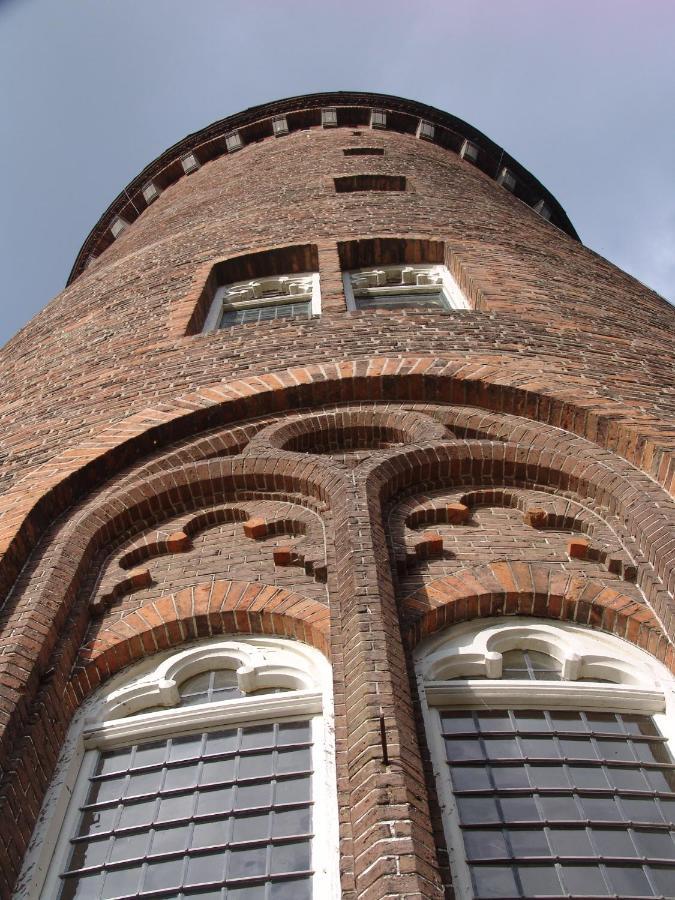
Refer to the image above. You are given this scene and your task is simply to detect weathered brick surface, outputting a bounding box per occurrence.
[0,95,674,899]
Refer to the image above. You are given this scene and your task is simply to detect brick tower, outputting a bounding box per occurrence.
[3,93,675,900]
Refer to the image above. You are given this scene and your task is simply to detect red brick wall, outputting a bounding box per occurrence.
[1,101,674,898]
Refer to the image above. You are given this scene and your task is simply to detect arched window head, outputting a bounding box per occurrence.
[17,637,339,900]
[416,618,675,899]
[420,617,665,688]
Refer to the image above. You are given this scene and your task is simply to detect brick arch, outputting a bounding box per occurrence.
[364,441,674,623]
[1,356,672,608]
[404,562,673,672]
[73,580,330,699]
[247,406,449,453]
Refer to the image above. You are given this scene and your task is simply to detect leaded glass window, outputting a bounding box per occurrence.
[23,638,337,900]
[59,721,314,899]
[206,272,318,331]
[343,264,469,313]
[441,709,675,898]
[418,618,675,900]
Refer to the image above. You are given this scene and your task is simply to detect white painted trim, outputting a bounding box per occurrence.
[88,690,324,749]
[425,681,666,714]
[16,636,339,900]
[342,272,357,311]
[417,616,668,688]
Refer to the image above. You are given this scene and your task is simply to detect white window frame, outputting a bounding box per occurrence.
[415,617,675,900]
[342,263,469,313]
[203,272,321,332]
[16,636,339,900]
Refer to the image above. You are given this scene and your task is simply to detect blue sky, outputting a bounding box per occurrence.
[1,0,674,346]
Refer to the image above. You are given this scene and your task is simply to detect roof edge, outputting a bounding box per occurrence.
[67,91,580,285]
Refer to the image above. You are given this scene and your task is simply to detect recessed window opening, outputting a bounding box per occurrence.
[334,174,405,193]
[342,147,385,156]
[343,263,469,313]
[416,618,675,899]
[204,272,321,330]
[20,637,339,900]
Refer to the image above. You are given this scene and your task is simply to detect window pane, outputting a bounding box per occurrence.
[445,738,483,761]
[581,795,623,822]
[269,879,312,900]
[484,738,521,760]
[633,829,675,859]
[440,711,476,733]
[550,711,586,732]
[100,865,141,898]
[548,827,593,856]
[513,710,549,731]
[605,865,653,896]
[499,796,539,822]
[457,796,501,825]
[450,766,492,791]
[68,837,110,870]
[529,764,569,789]
[539,794,580,821]
[491,765,530,790]
[507,828,550,857]
[477,711,512,732]
[517,865,563,895]
[227,846,267,879]
[464,829,509,860]
[471,865,519,898]
[621,797,664,824]
[269,839,312,874]
[521,737,559,758]
[232,812,270,842]
[560,864,609,895]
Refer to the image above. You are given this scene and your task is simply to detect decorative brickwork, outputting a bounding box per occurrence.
[1,93,674,899]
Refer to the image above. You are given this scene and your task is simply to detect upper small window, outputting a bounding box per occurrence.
[343,264,469,313]
[203,273,321,330]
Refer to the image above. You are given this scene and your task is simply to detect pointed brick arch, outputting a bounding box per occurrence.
[73,580,330,699]
[404,562,673,672]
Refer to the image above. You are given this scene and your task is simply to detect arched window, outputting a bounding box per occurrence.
[415,618,675,899]
[17,637,338,900]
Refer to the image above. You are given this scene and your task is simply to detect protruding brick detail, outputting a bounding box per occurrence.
[166,530,191,552]
[445,502,470,524]
[568,537,590,559]
[243,517,268,539]
[90,568,154,615]
[273,546,294,566]
[415,532,444,559]
[524,507,549,528]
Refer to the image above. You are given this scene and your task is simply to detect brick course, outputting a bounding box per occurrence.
[0,93,674,898]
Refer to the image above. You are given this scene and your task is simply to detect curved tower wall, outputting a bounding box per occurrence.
[1,93,674,898]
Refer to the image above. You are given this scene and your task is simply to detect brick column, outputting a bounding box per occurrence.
[328,472,444,899]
